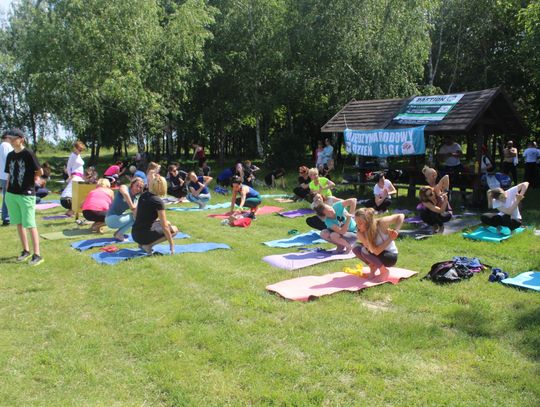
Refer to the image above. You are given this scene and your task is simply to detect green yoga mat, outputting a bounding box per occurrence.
[41,228,100,240]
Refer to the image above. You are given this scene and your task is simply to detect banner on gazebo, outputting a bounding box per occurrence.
[344,126,425,157]
[393,93,464,124]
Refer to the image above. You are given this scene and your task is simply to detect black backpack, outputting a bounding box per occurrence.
[424,260,474,283]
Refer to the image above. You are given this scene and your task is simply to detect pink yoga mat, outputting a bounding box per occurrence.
[266,268,418,302]
[35,203,61,210]
[263,248,356,270]
[208,205,284,219]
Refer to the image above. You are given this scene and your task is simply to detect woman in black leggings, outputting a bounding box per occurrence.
[418,186,452,234]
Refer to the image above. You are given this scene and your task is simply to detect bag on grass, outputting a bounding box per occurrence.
[424,260,474,283]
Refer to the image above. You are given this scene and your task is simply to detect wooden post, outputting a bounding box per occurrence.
[472,123,484,205]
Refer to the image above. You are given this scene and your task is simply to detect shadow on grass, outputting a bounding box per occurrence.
[0,256,20,264]
[449,306,495,337]
[514,306,540,361]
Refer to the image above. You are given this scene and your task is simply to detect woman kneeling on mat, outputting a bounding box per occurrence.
[105,177,145,241]
[313,198,357,253]
[81,178,114,232]
[228,175,262,220]
[481,182,529,232]
[353,208,404,280]
[418,186,452,234]
[187,171,212,209]
[132,176,178,254]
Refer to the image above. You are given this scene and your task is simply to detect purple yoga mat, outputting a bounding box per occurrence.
[404,216,424,224]
[43,215,71,220]
[35,203,61,210]
[279,208,315,218]
[263,248,356,271]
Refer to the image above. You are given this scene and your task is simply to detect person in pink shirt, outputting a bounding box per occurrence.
[103,161,125,185]
[81,178,114,232]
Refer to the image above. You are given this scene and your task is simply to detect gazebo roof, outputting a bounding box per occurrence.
[321,87,528,136]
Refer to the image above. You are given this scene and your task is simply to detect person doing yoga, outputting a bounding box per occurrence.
[308,167,337,203]
[81,178,114,232]
[228,175,262,220]
[313,198,357,253]
[353,208,404,280]
[418,186,452,233]
[132,176,178,254]
[365,173,396,213]
[187,171,212,209]
[105,176,145,241]
[422,165,450,197]
[481,182,529,232]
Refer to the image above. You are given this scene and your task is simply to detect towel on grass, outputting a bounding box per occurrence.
[41,229,95,240]
[501,271,540,292]
[42,215,71,220]
[167,202,231,212]
[263,230,325,248]
[279,208,314,218]
[208,206,284,219]
[35,203,61,210]
[91,242,231,265]
[263,248,356,270]
[463,226,526,242]
[71,232,190,251]
[266,267,418,301]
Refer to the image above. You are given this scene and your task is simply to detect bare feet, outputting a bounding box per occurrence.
[114,232,126,242]
[374,266,389,281]
[140,244,153,255]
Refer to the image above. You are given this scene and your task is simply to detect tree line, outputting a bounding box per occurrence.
[0,0,539,165]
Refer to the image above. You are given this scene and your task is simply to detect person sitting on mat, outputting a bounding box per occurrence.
[353,208,404,280]
[308,167,338,203]
[228,175,262,220]
[105,176,145,241]
[166,164,186,200]
[81,178,114,232]
[84,166,98,184]
[313,197,358,253]
[481,182,529,232]
[132,175,178,254]
[418,186,452,234]
[293,166,311,202]
[365,173,396,213]
[187,171,212,209]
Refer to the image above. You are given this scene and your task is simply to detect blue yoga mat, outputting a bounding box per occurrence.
[91,242,231,265]
[71,232,190,251]
[167,202,230,212]
[502,271,540,292]
[263,231,326,248]
[462,226,525,242]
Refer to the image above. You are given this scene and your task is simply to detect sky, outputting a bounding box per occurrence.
[0,0,12,14]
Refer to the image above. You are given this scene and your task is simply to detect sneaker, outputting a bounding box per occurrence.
[28,254,44,266]
[247,213,256,220]
[1,220,9,226]
[17,250,31,262]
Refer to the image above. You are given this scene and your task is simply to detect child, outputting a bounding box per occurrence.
[84,166,98,184]
[4,129,44,265]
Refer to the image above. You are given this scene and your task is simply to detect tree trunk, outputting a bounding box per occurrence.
[255,117,263,158]
[135,114,145,154]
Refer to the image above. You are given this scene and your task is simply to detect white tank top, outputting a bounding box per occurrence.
[374,228,398,254]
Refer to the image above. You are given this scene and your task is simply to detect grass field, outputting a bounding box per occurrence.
[0,156,539,406]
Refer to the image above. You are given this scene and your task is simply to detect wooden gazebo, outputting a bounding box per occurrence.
[321,87,528,203]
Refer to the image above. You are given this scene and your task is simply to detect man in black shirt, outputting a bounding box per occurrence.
[4,129,43,266]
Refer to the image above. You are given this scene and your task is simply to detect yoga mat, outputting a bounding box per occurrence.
[501,271,540,292]
[71,232,191,251]
[263,230,325,248]
[208,206,284,219]
[266,267,418,301]
[393,209,413,215]
[275,198,295,203]
[442,217,481,235]
[279,208,314,218]
[167,202,230,212]
[398,225,433,239]
[463,226,526,242]
[404,216,424,224]
[41,229,96,240]
[42,215,71,220]
[263,248,356,271]
[35,203,61,210]
[91,242,231,265]
[260,194,288,198]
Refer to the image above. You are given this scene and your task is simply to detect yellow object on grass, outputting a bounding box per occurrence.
[342,263,368,278]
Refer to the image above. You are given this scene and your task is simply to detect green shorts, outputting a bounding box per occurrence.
[5,192,37,228]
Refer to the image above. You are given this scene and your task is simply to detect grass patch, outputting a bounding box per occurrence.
[0,154,539,405]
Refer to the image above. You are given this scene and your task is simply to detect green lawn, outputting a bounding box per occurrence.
[0,161,539,406]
